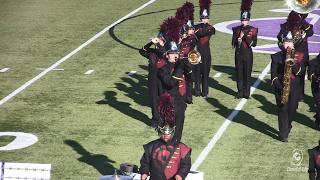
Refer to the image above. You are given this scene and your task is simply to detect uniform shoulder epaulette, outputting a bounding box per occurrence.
[248,26,258,35]
[280,23,288,31]
[232,26,238,31]
[179,142,191,150]
[143,139,159,148]
[178,143,191,158]
[253,27,258,31]
[271,51,284,64]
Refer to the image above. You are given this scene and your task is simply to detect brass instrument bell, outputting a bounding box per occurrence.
[286,0,320,14]
[188,50,202,65]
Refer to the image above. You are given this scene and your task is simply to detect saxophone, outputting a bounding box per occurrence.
[281,47,295,105]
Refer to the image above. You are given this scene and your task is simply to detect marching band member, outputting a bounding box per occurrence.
[271,12,307,142]
[231,0,258,99]
[194,0,215,98]
[299,13,313,101]
[308,53,320,130]
[175,2,196,104]
[139,32,166,126]
[158,17,189,143]
[179,20,197,104]
[308,140,320,180]
[277,11,313,101]
[140,93,191,180]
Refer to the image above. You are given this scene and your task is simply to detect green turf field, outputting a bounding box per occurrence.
[0,0,319,179]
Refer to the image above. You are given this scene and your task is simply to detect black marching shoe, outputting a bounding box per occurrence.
[279,135,288,142]
[194,90,201,97]
[243,90,250,99]
[236,92,243,99]
[201,92,208,98]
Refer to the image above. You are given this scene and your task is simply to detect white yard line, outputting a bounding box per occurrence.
[309,13,319,25]
[191,62,271,171]
[36,68,64,71]
[84,70,95,75]
[0,0,157,107]
[213,72,222,78]
[0,68,10,73]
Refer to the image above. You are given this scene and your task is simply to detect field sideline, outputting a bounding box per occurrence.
[0,0,319,179]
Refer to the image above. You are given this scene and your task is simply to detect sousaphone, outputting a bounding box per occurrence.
[286,0,320,14]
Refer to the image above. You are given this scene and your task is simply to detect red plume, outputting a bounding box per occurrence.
[175,2,194,26]
[241,0,253,11]
[182,2,194,21]
[199,0,212,10]
[158,93,175,126]
[160,19,167,34]
[175,7,187,23]
[159,17,181,43]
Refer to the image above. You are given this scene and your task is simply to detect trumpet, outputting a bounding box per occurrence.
[188,50,202,65]
[149,37,160,43]
[286,0,320,14]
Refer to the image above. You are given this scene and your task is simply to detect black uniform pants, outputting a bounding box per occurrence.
[311,81,320,122]
[235,49,253,98]
[173,98,187,143]
[182,58,194,104]
[309,170,320,180]
[186,81,193,103]
[299,71,306,100]
[275,79,300,139]
[299,57,309,100]
[148,64,160,122]
[194,53,211,96]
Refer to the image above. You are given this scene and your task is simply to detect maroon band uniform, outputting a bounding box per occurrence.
[139,40,165,123]
[277,11,313,101]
